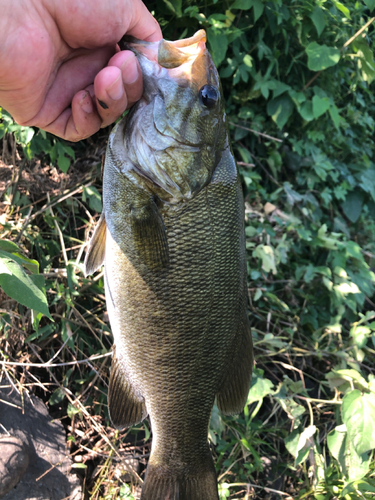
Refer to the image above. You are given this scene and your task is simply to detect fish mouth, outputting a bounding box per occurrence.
[118,30,208,84]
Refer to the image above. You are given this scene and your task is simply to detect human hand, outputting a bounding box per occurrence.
[0,0,162,141]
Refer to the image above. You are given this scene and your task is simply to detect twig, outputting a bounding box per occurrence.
[237,161,255,167]
[14,206,33,243]
[0,352,112,367]
[226,482,291,497]
[294,395,342,405]
[18,181,94,233]
[247,149,281,186]
[343,17,375,48]
[0,398,22,410]
[26,343,121,461]
[47,192,68,266]
[229,122,283,143]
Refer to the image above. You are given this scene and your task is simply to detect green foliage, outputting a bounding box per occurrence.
[146,0,375,497]
[0,240,51,320]
[0,108,75,171]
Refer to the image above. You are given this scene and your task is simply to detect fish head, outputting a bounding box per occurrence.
[119,30,228,204]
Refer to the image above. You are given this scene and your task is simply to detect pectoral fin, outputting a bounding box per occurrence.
[108,350,147,429]
[130,201,169,269]
[84,213,107,276]
[216,314,253,415]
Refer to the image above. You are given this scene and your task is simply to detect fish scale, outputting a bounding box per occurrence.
[85,29,253,500]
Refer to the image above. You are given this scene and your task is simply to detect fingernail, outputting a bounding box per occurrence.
[80,92,93,114]
[107,75,124,101]
[98,99,109,109]
[121,55,139,85]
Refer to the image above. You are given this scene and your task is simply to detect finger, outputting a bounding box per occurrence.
[105,51,142,104]
[94,51,143,128]
[21,47,115,130]
[94,65,127,128]
[42,87,102,141]
[123,0,162,42]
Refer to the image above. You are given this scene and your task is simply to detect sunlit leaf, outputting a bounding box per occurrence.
[306,42,340,71]
[342,390,375,455]
[0,256,51,319]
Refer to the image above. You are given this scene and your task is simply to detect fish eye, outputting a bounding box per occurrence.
[200,85,219,108]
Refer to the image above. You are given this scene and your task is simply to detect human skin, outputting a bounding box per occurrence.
[0,0,162,141]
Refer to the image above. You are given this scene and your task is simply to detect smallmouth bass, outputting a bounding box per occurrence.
[85,29,253,500]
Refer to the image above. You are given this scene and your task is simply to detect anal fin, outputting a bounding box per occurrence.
[84,212,107,276]
[130,200,169,270]
[108,350,147,429]
[216,314,253,415]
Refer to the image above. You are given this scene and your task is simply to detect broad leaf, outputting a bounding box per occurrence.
[207,28,228,66]
[312,95,330,118]
[247,370,274,405]
[0,256,51,319]
[364,0,375,11]
[342,390,375,455]
[310,6,326,37]
[267,95,294,129]
[306,42,340,71]
[341,190,364,223]
[328,424,371,481]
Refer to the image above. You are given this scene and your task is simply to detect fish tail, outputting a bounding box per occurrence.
[141,456,219,500]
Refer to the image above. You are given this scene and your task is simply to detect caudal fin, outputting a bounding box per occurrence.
[141,459,219,500]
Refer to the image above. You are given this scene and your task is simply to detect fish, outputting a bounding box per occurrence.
[84,29,253,500]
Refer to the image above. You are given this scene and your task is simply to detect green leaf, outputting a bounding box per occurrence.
[25,323,55,343]
[247,370,274,405]
[285,429,300,458]
[310,6,326,37]
[57,154,70,173]
[285,426,316,466]
[0,240,19,253]
[353,39,375,83]
[350,325,371,349]
[329,105,341,128]
[298,101,314,121]
[67,403,81,419]
[272,81,291,99]
[163,0,182,16]
[326,369,368,392]
[364,0,375,11]
[231,0,253,9]
[327,424,347,471]
[231,0,263,19]
[0,256,51,319]
[306,42,340,71]
[328,424,371,481]
[341,190,364,223]
[342,390,375,455]
[71,463,87,469]
[267,95,294,129]
[82,186,102,213]
[252,0,264,22]
[312,95,330,118]
[0,250,39,274]
[207,29,228,66]
[49,387,66,406]
[332,0,351,19]
[342,480,375,496]
[253,244,277,274]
